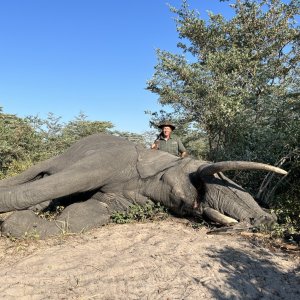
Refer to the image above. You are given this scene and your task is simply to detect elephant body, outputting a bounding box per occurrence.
[0,133,287,238]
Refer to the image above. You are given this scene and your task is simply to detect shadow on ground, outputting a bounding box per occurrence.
[205,246,300,299]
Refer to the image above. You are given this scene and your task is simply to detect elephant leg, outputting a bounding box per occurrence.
[1,193,134,239]
[1,200,111,239]
[1,210,61,239]
[55,192,140,233]
[92,191,154,211]
[91,191,134,213]
[53,191,143,234]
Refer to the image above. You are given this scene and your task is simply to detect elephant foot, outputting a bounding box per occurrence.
[1,210,60,239]
[1,199,114,239]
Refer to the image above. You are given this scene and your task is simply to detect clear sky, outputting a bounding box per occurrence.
[0,0,233,133]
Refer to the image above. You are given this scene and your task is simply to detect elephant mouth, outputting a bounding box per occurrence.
[194,161,287,227]
[251,214,277,227]
[201,206,277,228]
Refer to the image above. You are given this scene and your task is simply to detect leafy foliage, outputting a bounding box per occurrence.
[0,110,114,179]
[26,111,114,160]
[113,131,148,147]
[0,109,42,178]
[111,202,169,224]
[147,0,299,159]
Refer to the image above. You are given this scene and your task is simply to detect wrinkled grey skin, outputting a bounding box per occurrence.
[0,134,286,238]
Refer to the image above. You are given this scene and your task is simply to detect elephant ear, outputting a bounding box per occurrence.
[137,149,181,178]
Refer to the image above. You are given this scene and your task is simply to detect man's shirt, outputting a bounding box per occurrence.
[155,134,186,156]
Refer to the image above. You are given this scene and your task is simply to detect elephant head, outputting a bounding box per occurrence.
[143,157,286,227]
[195,161,285,226]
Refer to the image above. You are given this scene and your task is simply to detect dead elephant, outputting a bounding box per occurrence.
[0,133,287,238]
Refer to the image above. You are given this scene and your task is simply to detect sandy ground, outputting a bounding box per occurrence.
[0,218,299,300]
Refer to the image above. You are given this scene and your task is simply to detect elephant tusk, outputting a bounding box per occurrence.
[198,161,288,176]
[203,207,238,226]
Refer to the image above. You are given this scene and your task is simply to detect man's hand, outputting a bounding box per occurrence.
[181,152,188,158]
[151,142,159,150]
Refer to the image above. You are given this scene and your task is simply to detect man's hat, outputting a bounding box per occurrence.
[157,121,176,130]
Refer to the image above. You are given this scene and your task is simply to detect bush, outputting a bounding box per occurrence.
[111,202,169,224]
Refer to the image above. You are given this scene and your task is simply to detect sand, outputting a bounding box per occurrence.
[0,218,299,299]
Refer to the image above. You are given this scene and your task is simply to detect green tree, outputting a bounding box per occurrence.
[26,112,65,159]
[112,130,147,147]
[61,111,114,147]
[147,0,299,160]
[25,111,114,159]
[0,109,42,177]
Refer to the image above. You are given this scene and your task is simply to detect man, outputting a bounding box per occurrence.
[151,121,187,157]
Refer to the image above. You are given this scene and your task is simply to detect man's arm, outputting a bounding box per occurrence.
[177,139,188,157]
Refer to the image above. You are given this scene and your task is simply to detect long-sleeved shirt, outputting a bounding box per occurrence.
[154,134,186,157]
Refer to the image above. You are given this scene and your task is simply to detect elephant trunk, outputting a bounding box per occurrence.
[0,186,44,212]
[0,169,100,213]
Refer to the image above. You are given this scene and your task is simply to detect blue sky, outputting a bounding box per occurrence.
[0,0,234,133]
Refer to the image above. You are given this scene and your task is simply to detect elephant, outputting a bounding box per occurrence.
[0,133,287,238]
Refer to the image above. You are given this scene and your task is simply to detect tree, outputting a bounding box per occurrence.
[113,131,148,146]
[61,111,114,147]
[25,111,114,159]
[0,110,41,177]
[147,0,299,161]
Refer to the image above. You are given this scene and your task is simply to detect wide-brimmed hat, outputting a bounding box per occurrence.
[157,121,176,130]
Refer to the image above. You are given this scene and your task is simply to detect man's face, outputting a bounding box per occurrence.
[162,126,172,137]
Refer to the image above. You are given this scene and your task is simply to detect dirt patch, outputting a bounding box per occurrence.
[0,218,299,299]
